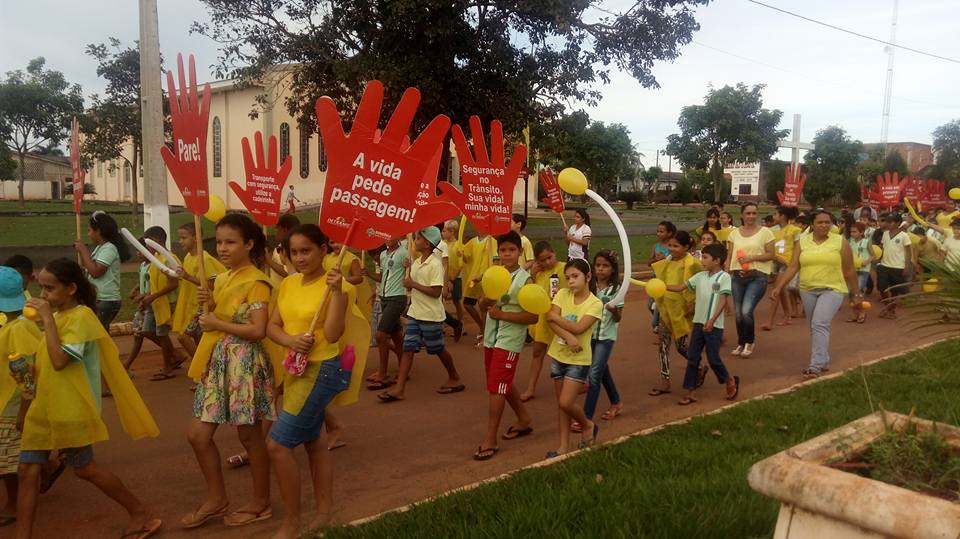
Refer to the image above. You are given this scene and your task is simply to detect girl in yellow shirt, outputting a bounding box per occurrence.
[20,259,160,539]
[173,222,226,356]
[266,224,370,537]
[520,241,567,402]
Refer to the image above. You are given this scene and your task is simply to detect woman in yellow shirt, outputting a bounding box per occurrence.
[266,224,369,537]
[771,210,861,379]
[725,203,776,358]
[545,259,602,458]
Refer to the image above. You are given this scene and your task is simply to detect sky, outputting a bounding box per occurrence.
[2,0,958,170]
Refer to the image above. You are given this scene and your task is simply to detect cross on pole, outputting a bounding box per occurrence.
[778,114,814,166]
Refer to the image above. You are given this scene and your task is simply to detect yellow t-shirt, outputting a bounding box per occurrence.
[269,247,296,287]
[172,251,227,333]
[276,274,342,364]
[716,226,735,243]
[461,236,496,299]
[547,288,602,366]
[407,255,445,322]
[936,210,959,228]
[798,234,848,294]
[774,223,802,265]
[519,235,534,267]
[445,239,464,280]
[529,261,568,343]
[728,227,775,274]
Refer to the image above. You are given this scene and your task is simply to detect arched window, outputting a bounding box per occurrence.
[299,124,310,179]
[279,123,290,163]
[317,131,328,172]
[212,117,222,177]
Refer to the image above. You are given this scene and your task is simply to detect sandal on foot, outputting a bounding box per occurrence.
[801,368,822,380]
[226,453,249,468]
[40,458,66,494]
[365,379,392,391]
[726,376,741,400]
[181,503,229,529]
[648,388,671,396]
[224,506,273,527]
[328,440,346,451]
[570,421,583,433]
[545,451,560,459]
[149,372,176,381]
[377,392,403,403]
[577,423,599,449]
[695,365,709,389]
[601,404,624,420]
[677,396,698,406]
[473,446,499,461]
[121,518,162,539]
[436,384,465,394]
[502,426,533,440]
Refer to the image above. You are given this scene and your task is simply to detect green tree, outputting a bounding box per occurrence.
[194,1,708,138]
[82,39,168,229]
[931,119,960,185]
[0,58,83,204]
[666,83,788,202]
[883,150,909,177]
[676,176,695,205]
[641,166,663,197]
[0,144,16,181]
[764,159,788,203]
[803,126,863,207]
[857,146,886,186]
[683,168,715,201]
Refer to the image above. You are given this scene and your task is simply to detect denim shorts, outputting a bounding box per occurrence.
[451,277,462,302]
[270,357,351,449]
[403,318,446,355]
[550,359,589,383]
[21,445,93,468]
[142,305,172,337]
[377,296,407,334]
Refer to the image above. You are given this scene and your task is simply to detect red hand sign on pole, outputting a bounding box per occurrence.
[228,131,292,226]
[538,168,565,214]
[863,172,907,210]
[920,179,947,209]
[438,116,527,236]
[776,163,806,208]
[315,80,459,250]
[160,53,212,216]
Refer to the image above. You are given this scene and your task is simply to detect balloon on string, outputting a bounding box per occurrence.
[950,187,960,200]
[481,266,511,300]
[204,194,226,222]
[853,255,862,270]
[557,168,588,196]
[923,278,939,293]
[870,245,882,260]
[645,278,667,299]
[518,284,551,314]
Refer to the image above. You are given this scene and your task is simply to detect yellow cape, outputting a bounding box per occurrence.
[173,251,226,333]
[188,265,283,382]
[21,305,159,450]
[0,316,42,411]
[148,253,182,327]
[652,254,702,338]
[324,251,374,322]
[276,273,371,414]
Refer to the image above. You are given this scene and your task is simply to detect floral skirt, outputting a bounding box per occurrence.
[193,335,276,425]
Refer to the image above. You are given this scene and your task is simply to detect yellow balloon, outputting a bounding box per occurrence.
[923,278,939,294]
[645,278,666,299]
[518,284,551,315]
[203,194,226,222]
[853,255,862,270]
[861,301,872,310]
[870,245,882,260]
[950,187,960,200]
[557,168,588,195]
[481,265,511,300]
[22,306,40,321]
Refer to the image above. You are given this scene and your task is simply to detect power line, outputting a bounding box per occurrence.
[746,0,960,65]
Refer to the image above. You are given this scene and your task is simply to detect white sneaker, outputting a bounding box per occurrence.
[741,343,754,357]
[731,345,743,356]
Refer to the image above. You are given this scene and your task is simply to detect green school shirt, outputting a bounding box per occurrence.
[483,267,531,353]
[89,242,122,301]
[687,270,732,329]
[379,242,409,298]
[593,284,624,342]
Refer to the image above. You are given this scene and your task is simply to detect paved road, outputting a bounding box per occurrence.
[28,290,937,538]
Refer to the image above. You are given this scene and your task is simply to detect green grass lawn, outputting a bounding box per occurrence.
[320,338,960,539]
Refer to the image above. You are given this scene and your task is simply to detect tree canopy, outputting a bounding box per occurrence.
[666,83,787,202]
[882,149,909,178]
[803,125,862,207]
[0,57,83,203]
[931,119,960,185]
[193,0,709,134]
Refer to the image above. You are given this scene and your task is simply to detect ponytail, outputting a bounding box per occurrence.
[89,211,131,262]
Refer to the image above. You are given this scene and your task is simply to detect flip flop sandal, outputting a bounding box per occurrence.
[40,458,66,494]
[601,405,623,420]
[120,518,162,538]
[328,440,346,451]
[377,392,403,403]
[647,388,671,396]
[149,372,176,381]
[224,507,273,527]
[365,380,392,391]
[436,384,466,394]
[473,446,499,461]
[545,451,560,459]
[226,453,249,468]
[181,503,229,529]
[726,376,741,400]
[577,423,600,449]
[696,365,709,389]
[502,426,533,440]
[570,421,583,433]
[677,396,698,406]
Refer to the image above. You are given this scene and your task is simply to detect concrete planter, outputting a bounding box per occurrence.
[748,411,960,539]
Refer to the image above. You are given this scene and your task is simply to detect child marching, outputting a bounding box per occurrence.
[580,250,625,426]
[520,241,567,402]
[173,222,227,357]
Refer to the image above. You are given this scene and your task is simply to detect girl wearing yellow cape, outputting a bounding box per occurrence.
[182,214,279,529]
[19,259,161,539]
[173,222,227,357]
[267,224,370,537]
[649,232,702,396]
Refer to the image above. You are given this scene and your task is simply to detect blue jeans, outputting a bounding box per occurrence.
[270,357,351,448]
[584,339,620,419]
[683,324,730,390]
[95,300,121,329]
[731,274,768,346]
[856,272,869,294]
[799,289,845,373]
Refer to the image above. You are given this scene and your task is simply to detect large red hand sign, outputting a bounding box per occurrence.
[160,54,212,216]
[920,179,947,209]
[228,132,292,226]
[864,172,907,210]
[438,117,527,235]
[539,168,565,214]
[315,80,458,250]
[776,163,806,208]
[70,117,85,214]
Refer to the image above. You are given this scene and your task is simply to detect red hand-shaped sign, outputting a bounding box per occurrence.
[539,168,565,214]
[70,116,84,214]
[776,163,806,208]
[160,53,212,216]
[228,132,292,226]
[315,80,458,250]
[438,117,527,236]
[920,179,947,209]
[864,172,907,210]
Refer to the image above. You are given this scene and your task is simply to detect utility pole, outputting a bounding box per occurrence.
[139,0,170,231]
[879,0,899,149]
